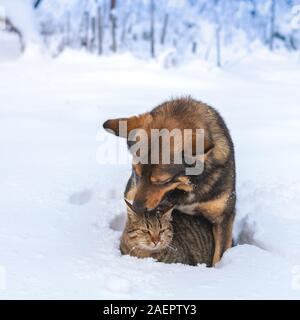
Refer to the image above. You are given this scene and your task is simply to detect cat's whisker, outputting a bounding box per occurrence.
[129,246,137,254]
[172,230,187,236]
[166,244,177,252]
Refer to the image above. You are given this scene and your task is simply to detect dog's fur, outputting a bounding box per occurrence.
[103,97,236,265]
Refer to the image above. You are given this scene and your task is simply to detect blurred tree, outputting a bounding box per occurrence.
[110,0,117,52]
[269,0,276,50]
[34,0,43,9]
[4,18,25,51]
[160,13,169,45]
[97,4,103,55]
[33,0,300,65]
[150,0,155,58]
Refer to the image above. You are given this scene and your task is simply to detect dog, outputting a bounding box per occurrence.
[103,97,236,265]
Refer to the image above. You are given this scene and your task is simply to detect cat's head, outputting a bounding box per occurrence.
[124,199,174,252]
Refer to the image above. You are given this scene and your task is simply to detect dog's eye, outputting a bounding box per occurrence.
[152,177,174,185]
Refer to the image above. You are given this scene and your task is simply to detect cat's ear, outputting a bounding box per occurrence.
[124,199,137,218]
[161,205,174,220]
[124,198,134,211]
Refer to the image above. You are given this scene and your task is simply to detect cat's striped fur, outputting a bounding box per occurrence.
[120,209,214,266]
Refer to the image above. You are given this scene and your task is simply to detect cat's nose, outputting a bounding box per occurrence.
[151,235,160,245]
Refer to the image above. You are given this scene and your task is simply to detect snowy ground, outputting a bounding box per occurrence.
[0,31,22,62]
[0,45,300,299]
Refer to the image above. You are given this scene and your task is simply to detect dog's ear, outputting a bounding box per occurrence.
[192,131,213,155]
[181,131,212,160]
[103,114,152,138]
[182,131,214,175]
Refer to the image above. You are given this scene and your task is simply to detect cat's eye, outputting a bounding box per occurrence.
[127,229,136,234]
[159,228,167,234]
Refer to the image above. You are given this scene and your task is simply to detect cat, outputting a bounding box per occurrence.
[120,200,214,266]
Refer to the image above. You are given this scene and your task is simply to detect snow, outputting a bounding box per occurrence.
[0,49,300,299]
[0,0,39,44]
[0,30,21,62]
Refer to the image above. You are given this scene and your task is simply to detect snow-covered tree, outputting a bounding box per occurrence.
[1,0,299,65]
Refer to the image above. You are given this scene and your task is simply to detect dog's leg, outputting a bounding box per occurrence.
[224,214,234,251]
[212,214,234,266]
[212,223,223,266]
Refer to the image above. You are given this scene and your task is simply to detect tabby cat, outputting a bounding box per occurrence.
[120,201,214,266]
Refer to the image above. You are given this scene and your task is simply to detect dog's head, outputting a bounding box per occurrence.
[103,102,213,213]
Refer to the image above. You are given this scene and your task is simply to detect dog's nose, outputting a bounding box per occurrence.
[132,200,147,214]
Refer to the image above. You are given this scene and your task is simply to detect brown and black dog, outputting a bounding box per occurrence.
[103,97,236,265]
